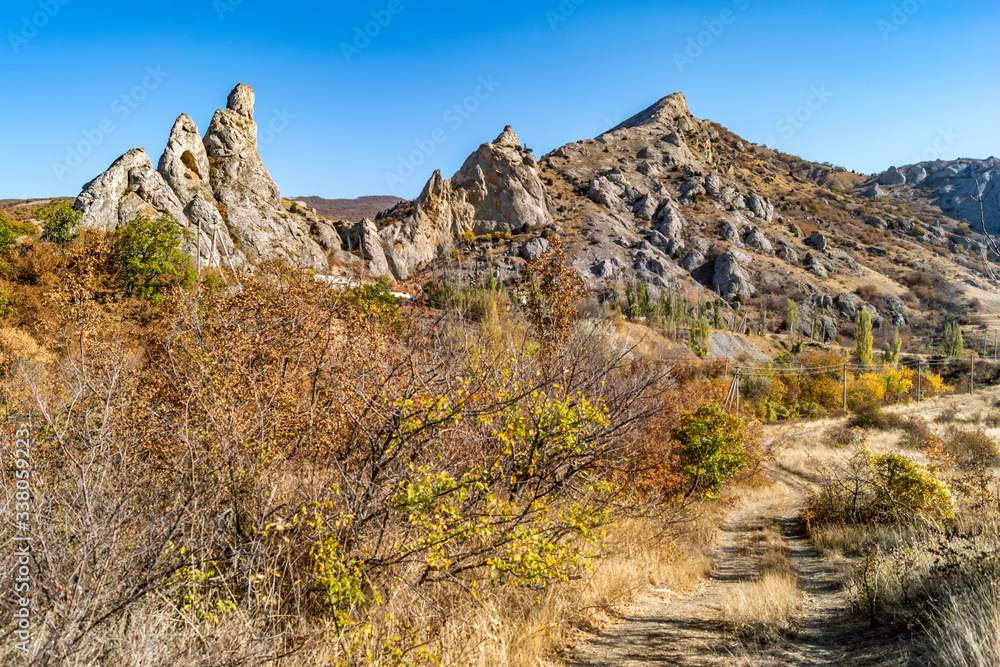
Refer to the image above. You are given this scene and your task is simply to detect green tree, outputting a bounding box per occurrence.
[854,309,874,367]
[0,214,18,252]
[688,311,710,359]
[758,301,768,336]
[883,328,902,365]
[110,214,195,301]
[673,403,749,494]
[36,200,81,245]
[785,299,799,341]
[943,321,964,358]
[712,300,724,329]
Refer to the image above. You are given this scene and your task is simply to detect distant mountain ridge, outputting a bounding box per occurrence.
[291,196,404,222]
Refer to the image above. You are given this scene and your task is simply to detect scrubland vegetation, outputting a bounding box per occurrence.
[0,222,766,665]
[802,400,1000,665]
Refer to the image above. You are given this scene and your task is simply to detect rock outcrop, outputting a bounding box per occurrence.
[361,126,553,280]
[75,83,333,272]
[714,250,755,300]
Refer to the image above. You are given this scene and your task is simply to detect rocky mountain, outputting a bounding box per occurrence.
[71,85,999,349]
[866,159,1000,234]
[291,196,404,222]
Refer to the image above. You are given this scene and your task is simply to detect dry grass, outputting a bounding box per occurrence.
[918,570,1000,667]
[719,521,800,646]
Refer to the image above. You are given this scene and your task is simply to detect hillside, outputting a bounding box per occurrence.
[290,195,404,222]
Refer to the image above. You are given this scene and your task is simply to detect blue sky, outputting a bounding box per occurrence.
[1,0,998,200]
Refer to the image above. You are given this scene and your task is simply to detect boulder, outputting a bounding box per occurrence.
[883,296,907,326]
[744,226,774,254]
[806,231,828,250]
[713,250,755,300]
[745,194,775,222]
[588,176,624,209]
[776,242,799,263]
[705,172,723,197]
[632,195,659,220]
[878,166,906,186]
[720,220,741,245]
[522,236,550,261]
[654,199,686,238]
[865,216,888,231]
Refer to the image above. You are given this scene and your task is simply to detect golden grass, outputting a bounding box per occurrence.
[718,522,800,646]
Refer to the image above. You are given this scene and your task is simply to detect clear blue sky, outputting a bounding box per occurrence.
[2,0,998,200]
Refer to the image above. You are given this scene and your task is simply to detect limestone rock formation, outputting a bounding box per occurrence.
[75,83,334,272]
[204,84,328,270]
[361,126,553,280]
[878,166,906,186]
[714,250,755,300]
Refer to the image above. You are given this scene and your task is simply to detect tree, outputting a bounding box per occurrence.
[110,214,195,301]
[688,311,710,359]
[673,403,749,494]
[758,301,768,336]
[0,214,19,252]
[855,309,874,367]
[36,200,81,245]
[883,328,902,365]
[785,299,799,341]
[943,321,964,358]
[712,300,724,330]
[520,236,583,351]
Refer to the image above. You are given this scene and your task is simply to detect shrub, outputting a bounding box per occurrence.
[808,449,954,527]
[110,214,195,301]
[461,229,475,245]
[945,427,1000,471]
[36,200,81,245]
[672,403,750,494]
[826,425,866,448]
[0,213,37,252]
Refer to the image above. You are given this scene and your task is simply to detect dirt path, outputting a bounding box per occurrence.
[562,391,1000,666]
[561,438,858,665]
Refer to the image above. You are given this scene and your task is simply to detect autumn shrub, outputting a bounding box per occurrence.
[945,427,1000,471]
[806,449,954,528]
[0,262,724,665]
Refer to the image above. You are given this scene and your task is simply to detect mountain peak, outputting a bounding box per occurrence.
[493,125,521,150]
[227,83,255,120]
[602,92,693,135]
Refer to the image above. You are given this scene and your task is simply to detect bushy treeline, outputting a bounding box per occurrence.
[0,231,762,665]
